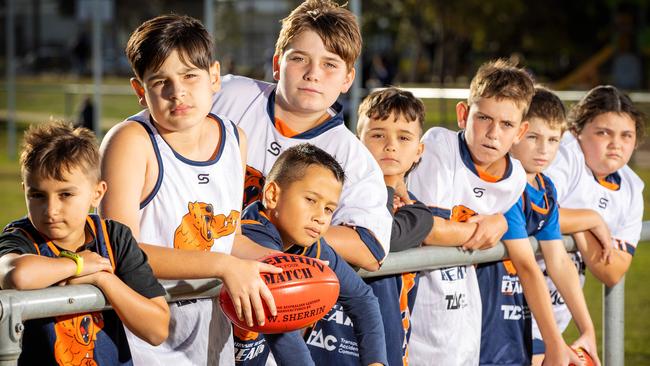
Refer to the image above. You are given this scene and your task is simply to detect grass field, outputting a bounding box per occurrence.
[1,77,649,363]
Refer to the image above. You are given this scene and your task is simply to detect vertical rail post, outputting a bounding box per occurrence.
[604,277,625,366]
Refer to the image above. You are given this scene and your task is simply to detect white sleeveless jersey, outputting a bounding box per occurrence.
[407,127,527,366]
[126,111,244,366]
[211,74,391,263]
[532,133,644,340]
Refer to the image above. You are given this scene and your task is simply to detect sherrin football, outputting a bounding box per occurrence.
[570,347,596,366]
[219,253,340,333]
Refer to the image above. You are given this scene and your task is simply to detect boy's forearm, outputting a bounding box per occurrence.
[1,254,77,290]
[94,272,169,345]
[139,243,237,279]
[422,217,476,246]
[506,240,564,347]
[231,234,278,260]
[559,208,600,234]
[541,241,595,335]
[324,226,381,271]
[576,231,632,287]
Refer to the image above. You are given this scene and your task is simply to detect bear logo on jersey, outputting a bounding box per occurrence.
[174,202,240,251]
[244,165,265,208]
[54,312,104,365]
[450,205,477,223]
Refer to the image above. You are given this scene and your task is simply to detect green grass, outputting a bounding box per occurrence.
[1,79,649,362]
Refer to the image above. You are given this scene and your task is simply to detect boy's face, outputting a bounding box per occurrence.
[359,112,424,179]
[577,111,636,179]
[264,165,342,248]
[23,167,106,250]
[273,29,355,117]
[131,50,221,132]
[457,97,529,169]
[510,117,562,175]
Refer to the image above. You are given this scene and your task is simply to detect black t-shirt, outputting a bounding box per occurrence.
[0,217,165,366]
[386,186,434,252]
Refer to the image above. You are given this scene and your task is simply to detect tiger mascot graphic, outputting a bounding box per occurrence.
[244,165,265,208]
[174,201,240,251]
[450,205,477,223]
[53,312,104,366]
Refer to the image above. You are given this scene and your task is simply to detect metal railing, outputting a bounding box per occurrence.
[1,223,647,366]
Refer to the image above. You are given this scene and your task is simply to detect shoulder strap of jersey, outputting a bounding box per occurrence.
[86,215,116,269]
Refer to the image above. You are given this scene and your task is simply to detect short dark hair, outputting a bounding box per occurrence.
[125,14,213,81]
[275,0,361,71]
[266,144,345,189]
[356,87,425,136]
[20,121,100,182]
[525,86,568,131]
[469,59,535,117]
[569,85,645,145]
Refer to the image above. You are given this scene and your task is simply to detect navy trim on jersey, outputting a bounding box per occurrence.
[134,120,164,210]
[162,113,227,166]
[356,226,386,263]
[429,206,451,219]
[593,171,622,191]
[231,120,240,145]
[266,89,345,139]
[626,243,636,256]
[457,131,513,181]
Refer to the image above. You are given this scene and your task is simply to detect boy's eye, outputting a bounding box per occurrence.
[290,56,305,62]
[324,62,337,69]
[306,197,316,204]
[325,206,335,215]
[503,121,513,128]
[371,133,384,139]
[60,192,73,198]
[184,73,197,79]
[400,136,411,141]
[152,80,165,87]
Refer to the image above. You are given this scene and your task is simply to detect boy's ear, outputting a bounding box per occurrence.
[340,67,356,94]
[209,61,221,93]
[514,120,530,143]
[272,54,281,81]
[456,102,469,129]
[130,78,147,107]
[262,181,281,210]
[91,181,108,208]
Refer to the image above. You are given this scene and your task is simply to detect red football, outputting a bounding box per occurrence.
[219,253,340,333]
[569,347,596,366]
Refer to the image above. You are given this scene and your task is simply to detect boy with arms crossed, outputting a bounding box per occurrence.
[408,60,580,366]
[235,144,387,366]
[478,87,600,366]
[0,122,169,365]
[100,15,281,365]
[536,85,645,364]
[210,0,392,272]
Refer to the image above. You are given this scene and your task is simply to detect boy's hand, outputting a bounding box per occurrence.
[221,257,282,328]
[76,250,114,277]
[67,270,112,287]
[543,343,583,366]
[572,333,601,366]
[462,214,508,250]
[588,221,612,263]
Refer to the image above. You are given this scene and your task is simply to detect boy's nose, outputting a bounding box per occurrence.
[303,64,321,82]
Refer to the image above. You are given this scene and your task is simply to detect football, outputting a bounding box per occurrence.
[570,347,596,366]
[219,253,340,333]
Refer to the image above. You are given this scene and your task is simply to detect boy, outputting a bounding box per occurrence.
[354,87,433,365]
[99,15,281,365]
[0,121,170,365]
[407,59,580,366]
[235,143,387,366]
[478,86,600,365]
[210,0,392,272]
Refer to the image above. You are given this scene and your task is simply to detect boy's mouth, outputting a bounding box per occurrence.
[481,144,498,151]
[298,87,322,94]
[305,226,321,238]
[171,104,191,114]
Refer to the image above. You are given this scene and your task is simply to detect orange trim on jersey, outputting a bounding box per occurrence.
[530,174,550,215]
[274,117,299,138]
[241,219,263,226]
[99,219,116,269]
[10,227,41,255]
[597,178,620,191]
[502,259,517,275]
[475,165,502,183]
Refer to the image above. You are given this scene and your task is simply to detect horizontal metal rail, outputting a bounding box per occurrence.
[1,222,647,365]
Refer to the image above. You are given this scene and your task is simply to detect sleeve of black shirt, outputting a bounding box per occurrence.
[390,200,434,252]
[107,220,166,299]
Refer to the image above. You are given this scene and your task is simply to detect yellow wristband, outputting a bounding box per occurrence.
[59,251,84,276]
